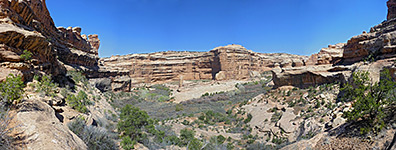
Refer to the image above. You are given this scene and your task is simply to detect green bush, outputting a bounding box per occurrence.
[33,75,58,97]
[271,111,282,123]
[244,113,253,123]
[67,117,117,150]
[121,136,135,150]
[180,128,202,149]
[68,71,88,85]
[118,105,156,149]
[341,69,396,134]
[175,104,184,111]
[0,74,25,106]
[198,110,228,125]
[66,91,91,113]
[20,50,32,62]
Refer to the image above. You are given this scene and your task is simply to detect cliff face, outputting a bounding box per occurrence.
[388,0,396,20]
[0,0,103,149]
[272,0,396,88]
[100,45,309,85]
[0,0,100,82]
[211,45,308,80]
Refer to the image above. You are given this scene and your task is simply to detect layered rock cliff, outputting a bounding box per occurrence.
[0,0,103,149]
[272,0,396,88]
[0,0,100,82]
[101,44,308,85]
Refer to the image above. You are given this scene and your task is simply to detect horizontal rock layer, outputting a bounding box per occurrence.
[0,0,100,82]
[101,45,309,84]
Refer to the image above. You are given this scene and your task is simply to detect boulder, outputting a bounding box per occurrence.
[94,78,112,92]
[13,99,87,150]
[278,109,297,133]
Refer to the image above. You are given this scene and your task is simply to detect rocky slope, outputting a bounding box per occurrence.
[0,0,114,149]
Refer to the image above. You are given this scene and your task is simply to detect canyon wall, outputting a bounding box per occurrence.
[0,0,100,82]
[272,0,396,88]
[100,44,309,85]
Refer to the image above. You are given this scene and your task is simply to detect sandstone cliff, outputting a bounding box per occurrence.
[271,0,396,88]
[0,0,105,149]
[0,0,100,82]
[101,44,308,85]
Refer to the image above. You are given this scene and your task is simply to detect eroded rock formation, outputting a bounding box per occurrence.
[388,0,396,20]
[101,44,308,84]
[272,0,396,88]
[0,0,103,149]
[0,0,100,82]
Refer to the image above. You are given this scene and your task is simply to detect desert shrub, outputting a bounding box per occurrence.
[33,75,58,97]
[179,128,202,149]
[20,50,32,62]
[341,69,396,134]
[198,110,228,125]
[0,74,25,106]
[271,111,282,123]
[244,113,253,123]
[68,71,88,85]
[175,104,184,111]
[118,104,156,149]
[272,136,288,145]
[180,128,195,146]
[121,136,135,150]
[210,135,226,145]
[66,91,92,113]
[0,108,16,149]
[67,117,117,150]
[181,120,190,125]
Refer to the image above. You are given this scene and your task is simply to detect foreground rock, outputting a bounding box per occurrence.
[13,98,87,150]
[272,65,348,88]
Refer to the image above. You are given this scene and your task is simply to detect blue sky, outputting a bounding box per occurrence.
[47,0,387,57]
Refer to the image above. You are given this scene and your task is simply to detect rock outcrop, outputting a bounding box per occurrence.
[388,0,396,20]
[0,0,100,82]
[14,98,87,150]
[306,43,345,65]
[272,65,348,88]
[272,0,396,88]
[210,45,308,81]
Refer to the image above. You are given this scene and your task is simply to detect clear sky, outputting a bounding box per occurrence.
[47,0,388,57]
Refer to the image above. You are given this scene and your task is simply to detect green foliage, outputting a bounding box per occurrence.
[68,71,88,85]
[244,113,253,123]
[175,104,184,111]
[198,110,228,125]
[121,136,135,150]
[118,104,156,149]
[181,120,190,125]
[180,128,195,145]
[20,50,32,62]
[33,75,58,97]
[272,136,287,145]
[271,111,282,123]
[341,69,396,134]
[67,117,117,150]
[0,74,25,106]
[180,128,202,149]
[66,91,91,113]
[210,135,226,145]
